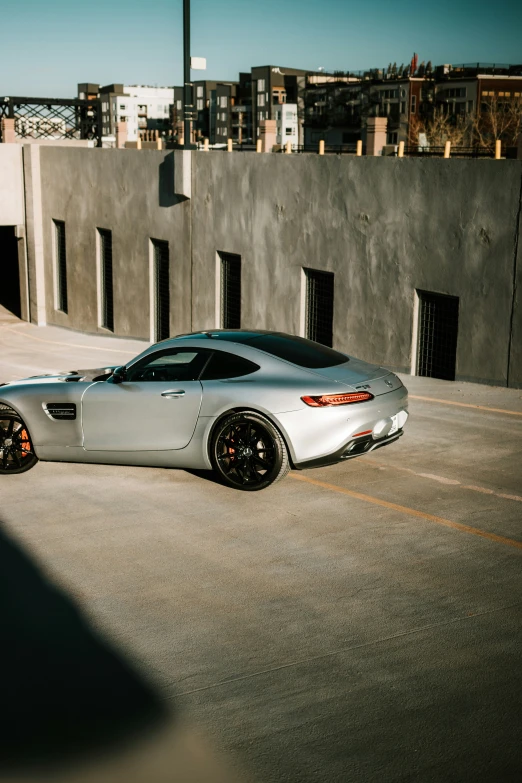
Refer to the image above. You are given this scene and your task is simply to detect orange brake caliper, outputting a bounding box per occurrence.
[20,429,30,458]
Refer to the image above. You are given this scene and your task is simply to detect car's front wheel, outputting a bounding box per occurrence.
[0,411,38,474]
[211,411,290,491]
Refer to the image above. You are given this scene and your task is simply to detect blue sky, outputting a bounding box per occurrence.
[1,0,521,97]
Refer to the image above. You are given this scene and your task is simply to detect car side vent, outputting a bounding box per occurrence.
[43,403,76,421]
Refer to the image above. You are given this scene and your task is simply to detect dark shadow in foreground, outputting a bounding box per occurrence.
[0,522,168,775]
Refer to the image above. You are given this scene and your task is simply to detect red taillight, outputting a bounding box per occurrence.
[301,392,373,407]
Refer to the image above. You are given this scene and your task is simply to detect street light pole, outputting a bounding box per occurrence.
[183,0,193,148]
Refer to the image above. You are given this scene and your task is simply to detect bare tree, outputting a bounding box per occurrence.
[409,108,472,147]
[472,94,522,150]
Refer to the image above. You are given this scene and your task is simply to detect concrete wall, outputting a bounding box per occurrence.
[37,148,191,339]
[192,154,522,387]
[0,145,24,226]
[20,146,522,387]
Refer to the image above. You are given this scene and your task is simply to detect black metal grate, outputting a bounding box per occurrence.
[153,240,170,342]
[98,229,114,331]
[417,291,459,381]
[305,269,334,347]
[54,220,68,314]
[0,96,101,144]
[220,252,241,329]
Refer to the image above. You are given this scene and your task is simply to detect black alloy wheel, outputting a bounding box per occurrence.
[0,412,38,474]
[211,411,290,491]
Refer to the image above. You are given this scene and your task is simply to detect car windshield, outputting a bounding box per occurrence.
[214,333,348,369]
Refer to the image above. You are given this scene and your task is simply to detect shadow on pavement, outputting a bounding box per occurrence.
[0,523,167,774]
[0,522,249,782]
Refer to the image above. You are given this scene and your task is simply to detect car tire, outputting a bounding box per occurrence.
[0,411,38,474]
[211,411,290,491]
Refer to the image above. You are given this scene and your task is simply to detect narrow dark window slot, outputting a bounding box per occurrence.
[219,252,241,329]
[54,220,68,313]
[305,268,334,347]
[98,229,114,331]
[417,291,459,381]
[152,239,170,342]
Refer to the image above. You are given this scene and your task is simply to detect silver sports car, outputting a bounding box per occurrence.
[0,331,408,490]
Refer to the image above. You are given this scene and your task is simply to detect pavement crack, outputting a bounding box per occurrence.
[164,600,522,700]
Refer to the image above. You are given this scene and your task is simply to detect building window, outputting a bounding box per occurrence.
[197,99,204,110]
[197,86,203,97]
[152,239,170,342]
[401,101,406,114]
[258,93,265,107]
[176,100,182,110]
[257,79,265,92]
[305,269,334,347]
[97,229,113,332]
[219,252,241,329]
[219,96,228,108]
[411,95,416,114]
[285,127,292,135]
[416,291,459,381]
[53,220,68,314]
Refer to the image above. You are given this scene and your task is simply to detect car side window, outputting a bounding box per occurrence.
[200,351,260,380]
[126,349,211,383]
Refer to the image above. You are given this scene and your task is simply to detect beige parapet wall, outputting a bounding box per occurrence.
[0,145,25,226]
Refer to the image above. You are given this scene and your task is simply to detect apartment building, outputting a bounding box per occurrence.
[303,71,430,147]
[251,65,312,144]
[275,103,299,147]
[79,84,176,141]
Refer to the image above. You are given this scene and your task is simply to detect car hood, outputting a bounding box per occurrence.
[0,366,118,387]
[306,357,403,396]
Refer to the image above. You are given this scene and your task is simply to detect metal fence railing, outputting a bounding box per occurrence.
[0,96,101,145]
[402,146,499,159]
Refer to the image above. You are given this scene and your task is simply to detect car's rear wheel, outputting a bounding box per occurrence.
[211,411,290,491]
[0,412,38,474]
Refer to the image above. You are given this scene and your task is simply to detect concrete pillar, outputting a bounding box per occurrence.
[366,117,388,156]
[397,141,404,158]
[318,140,325,155]
[259,119,276,152]
[203,138,209,151]
[256,139,262,153]
[116,122,127,149]
[495,139,501,159]
[285,141,292,154]
[444,141,451,158]
[356,139,363,156]
[136,134,142,150]
[156,136,163,150]
[227,138,233,152]
[1,118,16,143]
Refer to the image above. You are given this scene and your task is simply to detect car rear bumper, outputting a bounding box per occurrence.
[293,428,405,470]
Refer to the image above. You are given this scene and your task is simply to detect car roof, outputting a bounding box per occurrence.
[165,329,275,343]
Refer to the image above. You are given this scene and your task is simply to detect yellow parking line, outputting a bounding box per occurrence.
[2,325,139,355]
[410,395,522,417]
[289,473,522,552]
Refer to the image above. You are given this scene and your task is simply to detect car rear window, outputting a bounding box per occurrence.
[200,351,260,380]
[214,333,348,369]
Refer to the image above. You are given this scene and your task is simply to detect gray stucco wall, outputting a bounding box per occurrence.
[25,147,522,387]
[192,154,522,386]
[37,148,191,339]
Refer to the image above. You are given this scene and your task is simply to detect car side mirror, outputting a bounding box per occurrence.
[112,366,127,384]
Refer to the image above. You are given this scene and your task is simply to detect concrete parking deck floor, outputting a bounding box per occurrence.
[1,306,521,782]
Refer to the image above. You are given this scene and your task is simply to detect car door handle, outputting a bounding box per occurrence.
[161,390,185,398]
